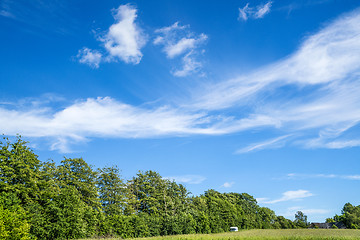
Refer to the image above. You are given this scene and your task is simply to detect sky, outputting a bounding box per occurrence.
[1,0,360,222]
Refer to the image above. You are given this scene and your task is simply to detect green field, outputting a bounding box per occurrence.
[82,229,360,240]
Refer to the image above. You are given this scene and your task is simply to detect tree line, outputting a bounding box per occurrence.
[0,137,358,239]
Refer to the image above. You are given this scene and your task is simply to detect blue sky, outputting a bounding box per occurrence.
[1,0,360,222]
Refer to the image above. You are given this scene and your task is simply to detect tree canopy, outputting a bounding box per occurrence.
[0,136,352,239]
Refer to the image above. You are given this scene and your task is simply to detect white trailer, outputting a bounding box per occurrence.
[230,227,238,232]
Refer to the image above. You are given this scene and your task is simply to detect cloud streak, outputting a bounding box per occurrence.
[279,206,330,218]
[238,1,272,21]
[221,182,235,188]
[236,135,292,153]
[3,8,360,153]
[192,8,360,151]
[164,175,206,184]
[258,190,313,204]
[286,173,360,181]
[0,97,224,152]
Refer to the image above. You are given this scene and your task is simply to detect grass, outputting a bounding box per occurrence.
[82,229,360,240]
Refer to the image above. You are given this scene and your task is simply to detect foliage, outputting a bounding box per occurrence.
[0,192,32,240]
[0,136,41,205]
[97,166,126,216]
[337,203,360,229]
[4,136,356,240]
[294,211,309,228]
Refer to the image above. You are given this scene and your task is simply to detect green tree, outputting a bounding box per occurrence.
[340,203,360,229]
[42,185,98,239]
[275,216,295,229]
[258,207,276,229]
[97,166,126,216]
[127,170,166,215]
[0,192,32,240]
[294,211,309,228]
[56,157,100,209]
[0,136,41,205]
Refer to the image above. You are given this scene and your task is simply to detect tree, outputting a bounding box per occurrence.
[340,203,360,229]
[0,136,41,205]
[97,166,126,216]
[41,185,98,239]
[0,192,32,240]
[56,157,100,209]
[275,216,295,229]
[294,211,308,228]
[258,207,276,229]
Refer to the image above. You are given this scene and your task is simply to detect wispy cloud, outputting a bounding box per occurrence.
[0,0,76,35]
[279,206,330,218]
[172,50,203,77]
[192,8,360,151]
[0,97,229,152]
[303,136,360,149]
[280,1,334,17]
[258,190,313,204]
[154,22,207,76]
[221,182,235,188]
[286,173,360,181]
[238,1,272,21]
[3,8,360,154]
[164,175,206,184]
[0,9,14,18]
[236,134,292,153]
[77,48,102,68]
[77,4,147,67]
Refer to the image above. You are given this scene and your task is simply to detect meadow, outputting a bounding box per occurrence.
[82,229,360,240]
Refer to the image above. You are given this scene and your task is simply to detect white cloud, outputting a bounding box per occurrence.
[286,173,360,181]
[154,22,207,76]
[4,8,360,154]
[0,97,230,152]
[196,9,360,109]
[255,1,273,18]
[191,8,360,150]
[236,134,291,153]
[163,33,207,59]
[172,51,203,77]
[344,175,360,180]
[304,137,360,149]
[102,4,147,64]
[238,3,250,21]
[0,96,288,152]
[238,1,272,21]
[256,198,269,203]
[77,48,102,68]
[280,206,330,218]
[260,190,313,204]
[164,175,206,184]
[221,182,235,188]
[77,4,146,67]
